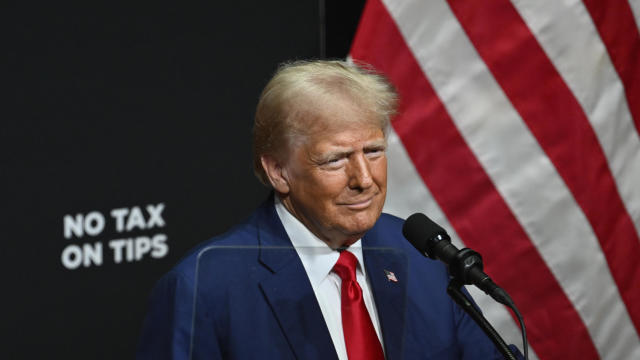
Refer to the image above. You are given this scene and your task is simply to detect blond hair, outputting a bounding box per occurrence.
[252,59,398,186]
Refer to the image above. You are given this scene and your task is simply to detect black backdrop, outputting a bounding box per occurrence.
[3,1,364,358]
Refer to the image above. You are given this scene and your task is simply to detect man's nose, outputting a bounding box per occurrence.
[348,154,373,190]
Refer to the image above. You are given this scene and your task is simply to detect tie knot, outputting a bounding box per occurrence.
[333,250,358,281]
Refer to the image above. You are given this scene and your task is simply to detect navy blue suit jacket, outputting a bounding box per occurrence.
[137,197,521,359]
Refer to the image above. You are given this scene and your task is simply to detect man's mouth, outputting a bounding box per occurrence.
[342,196,375,210]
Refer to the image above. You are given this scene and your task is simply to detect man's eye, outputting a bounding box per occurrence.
[322,157,345,168]
[366,149,385,157]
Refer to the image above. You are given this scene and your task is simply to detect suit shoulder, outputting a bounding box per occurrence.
[377,212,405,226]
[367,212,406,243]
[380,212,404,222]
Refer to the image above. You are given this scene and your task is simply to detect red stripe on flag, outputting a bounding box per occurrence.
[582,0,640,133]
[350,0,600,358]
[447,0,640,334]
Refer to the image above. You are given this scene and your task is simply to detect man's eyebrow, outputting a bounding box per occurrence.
[314,149,353,162]
[365,139,387,149]
[313,141,387,162]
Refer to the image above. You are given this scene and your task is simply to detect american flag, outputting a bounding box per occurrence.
[385,269,399,282]
[350,0,640,359]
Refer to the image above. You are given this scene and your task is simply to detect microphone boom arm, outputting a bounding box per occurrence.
[447,279,518,360]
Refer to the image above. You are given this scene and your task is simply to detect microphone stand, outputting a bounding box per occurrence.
[447,279,517,360]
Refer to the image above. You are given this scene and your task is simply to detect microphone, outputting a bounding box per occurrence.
[402,213,513,306]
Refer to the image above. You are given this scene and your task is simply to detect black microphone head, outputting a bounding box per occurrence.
[402,213,450,259]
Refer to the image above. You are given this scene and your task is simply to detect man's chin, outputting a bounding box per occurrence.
[342,217,379,238]
[353,207,383,226]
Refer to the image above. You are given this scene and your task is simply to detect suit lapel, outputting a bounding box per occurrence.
[363,231,408,360]
[256,198,338,360]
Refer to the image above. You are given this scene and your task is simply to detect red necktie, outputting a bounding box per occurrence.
[333,250,385,360]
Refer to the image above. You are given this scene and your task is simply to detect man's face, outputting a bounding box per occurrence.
[277,101,388,248]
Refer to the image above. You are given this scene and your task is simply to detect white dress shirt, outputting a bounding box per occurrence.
[274,196,384,360]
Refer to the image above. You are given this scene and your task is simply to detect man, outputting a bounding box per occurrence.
[137,60,523,359]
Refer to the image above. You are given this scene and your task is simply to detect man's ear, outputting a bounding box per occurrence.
[260,154,291,194]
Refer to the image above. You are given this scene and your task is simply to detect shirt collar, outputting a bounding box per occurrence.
[274,196,367,289]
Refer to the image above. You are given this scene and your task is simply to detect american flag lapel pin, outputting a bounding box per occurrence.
[384,269,398,283]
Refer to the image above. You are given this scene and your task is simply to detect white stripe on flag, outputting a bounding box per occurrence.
[384,129,539,359]
[381,0,640,357]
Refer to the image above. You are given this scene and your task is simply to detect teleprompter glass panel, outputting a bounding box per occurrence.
[189,245,408,360]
